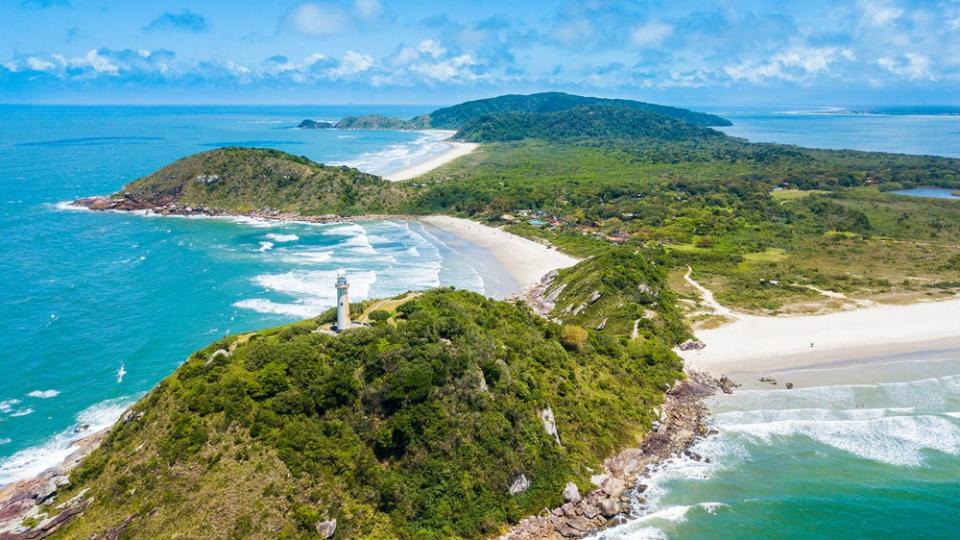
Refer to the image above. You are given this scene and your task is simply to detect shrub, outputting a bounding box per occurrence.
[559,325,588,351]
[369,309,391,324]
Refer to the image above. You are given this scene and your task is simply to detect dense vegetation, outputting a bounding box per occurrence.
[416,92,732,129]
[453,105,724,143]
[419,140,960,312]
[54,289,683,539]
[120,147,408,215]
[545,250,689,342]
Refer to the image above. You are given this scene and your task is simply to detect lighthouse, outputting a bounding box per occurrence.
[335,271,350,331]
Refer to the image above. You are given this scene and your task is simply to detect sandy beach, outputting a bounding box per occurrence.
[420,215,580,290]
[680,294,960,387]
[383,131,478,181]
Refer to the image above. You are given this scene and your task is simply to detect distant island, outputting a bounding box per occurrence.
[10,91,960,539]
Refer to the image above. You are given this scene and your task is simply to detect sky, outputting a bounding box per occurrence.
[1,0,959,106]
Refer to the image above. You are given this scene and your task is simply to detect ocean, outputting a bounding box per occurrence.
[2,105,960,538]
[0,105,515,485]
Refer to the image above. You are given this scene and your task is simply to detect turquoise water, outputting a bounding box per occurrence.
[0,105,514,484]
[597,373,960,539]
[892,188,960,200]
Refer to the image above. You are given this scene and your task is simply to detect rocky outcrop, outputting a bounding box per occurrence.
[539,407,562,446]
[0,430,109,540]
[496,371,720,540]
[509,475,531,495]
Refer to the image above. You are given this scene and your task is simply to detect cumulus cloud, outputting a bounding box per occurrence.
[724,46,855,83]
[877,52,934,80]
[628,21,672,48]
[144,10,209,33]
[327,50,374,78]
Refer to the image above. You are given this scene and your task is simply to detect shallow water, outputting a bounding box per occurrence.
[596,369,960,539]
[891,187,960,200]
[0,105,511,485]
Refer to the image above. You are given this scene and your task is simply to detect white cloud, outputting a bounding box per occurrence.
[328,50,374,78]
[286,3,348,35]
[354,0,381,20]
[628,21,673,48]
[859,0,903,27]
[75,49,119,74]
[26,57,55,71]
[417,39,446,59]
[725,46,854,83]
[877,52,935,80]
[411,53,478,82]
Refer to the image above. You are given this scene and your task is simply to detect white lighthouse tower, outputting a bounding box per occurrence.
[335,271,350,331]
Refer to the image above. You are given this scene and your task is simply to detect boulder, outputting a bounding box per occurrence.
[540,407,562,446]
[600,477,626,499]
[509,474,530,495]
[599,499,620,518]
[562,481,580,502]
[314,519,337,538]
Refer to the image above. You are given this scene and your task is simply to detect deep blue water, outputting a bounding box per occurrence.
[0,105,512,484]
[712,107,960,158]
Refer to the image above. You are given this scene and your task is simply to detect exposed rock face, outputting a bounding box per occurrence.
[540,407,562,446]
[509,474,531,495]
[496,371,721,540]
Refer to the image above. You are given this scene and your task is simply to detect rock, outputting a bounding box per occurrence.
[314,519,336,538]
[599,499,620,518]
[540,407,562,446]
[583,504,600,519]
[509,474,530,495]
[595,318,607,331]
[600,477,626,499]
[562,481,580,502]
[587,290,602,304]
[786,382,794,389]
[678,339,706,351]
[718,375,737,394]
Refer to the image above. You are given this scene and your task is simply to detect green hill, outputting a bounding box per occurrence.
[51,288,683,539]
[334,115,416,130]
[453,105,724,143]
[115,147,407,215]
[417,92,731,129]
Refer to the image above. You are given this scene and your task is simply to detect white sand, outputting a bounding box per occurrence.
[420,215,580,290]
[384,135,478,181]
[681,295,960,384]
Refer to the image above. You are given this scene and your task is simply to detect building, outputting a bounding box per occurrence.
[335,272,350,331]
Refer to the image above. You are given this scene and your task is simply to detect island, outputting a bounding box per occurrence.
[6,91,960,539]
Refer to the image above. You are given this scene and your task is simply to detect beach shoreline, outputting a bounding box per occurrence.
[382,131,478,181]
[680,289,960,388]
[419,215,581,291]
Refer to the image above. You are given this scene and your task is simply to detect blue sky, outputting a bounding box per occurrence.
[2,0,959,105]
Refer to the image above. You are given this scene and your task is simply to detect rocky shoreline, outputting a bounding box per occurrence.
[0,428,110,540]
[71,194,406,224]
[496,370,720,540]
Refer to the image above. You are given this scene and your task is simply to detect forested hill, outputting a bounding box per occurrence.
[51,288,683,539]
[453,105,725,143]
[416,92,732,129]
[96,147,408,215]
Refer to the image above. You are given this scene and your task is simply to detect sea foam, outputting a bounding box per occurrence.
[0,395,137,486]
